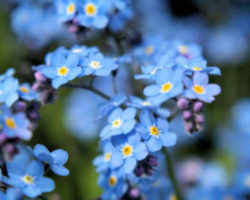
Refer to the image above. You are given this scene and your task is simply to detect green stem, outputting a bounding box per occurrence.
[164,148,183,200]
[64,83,111,100]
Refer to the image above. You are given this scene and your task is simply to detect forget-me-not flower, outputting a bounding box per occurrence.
[136,110,177,152]
[33,144,69,176]
[100,107,137,139]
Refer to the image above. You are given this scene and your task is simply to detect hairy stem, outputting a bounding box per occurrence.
[164,148,183,200]
[64,83,111,100]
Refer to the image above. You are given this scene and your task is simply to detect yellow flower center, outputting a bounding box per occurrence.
[109,176,117,187]
[161,82,173,93]
[85,3,97,16]
[67,3,75,14]
[193,85,205,94]
[58,66,69,76]
[112,119,122,128]
[178,45,188,55]
[22,175,34,184]
[89,61,101,69]
[169,194,177,200]
[104,153,112,162]
[149,126,159,136]
[122,144,133,157]
[142,101,151,106]
[20,87,29,93]
[192,66,202,71]
[5,118,16,129]
[145,46,154,55]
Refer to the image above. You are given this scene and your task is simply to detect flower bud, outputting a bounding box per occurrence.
[130,188,140,198]
[184,121,194,133]
[35,72,46,82]
[193,101,204,113]
[183,110,192,120]
[177,98,189,110]
[147,155,158,167]
[0,133,7,144]
[195,114,204,124]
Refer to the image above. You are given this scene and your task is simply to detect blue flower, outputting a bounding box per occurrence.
[98,168,128,200]
[33,144,69,176]
[6,160,55,198]
[182,58,221,75]
[172,40,202,61]
[81,51,118,76]
[98,94,127,118]
[94,140,122,172]
[18,83,39,101]
[77,0,110,29]
[111,132,148,174]
[137,110,177,152]
[0,105,31,140]
[100,107,137,140]
[144,67,184,105]
[127,96,170,118]
[35,52,81,88]
[55,0,77,22]
[0,69,19,107]
[184,72,221,103]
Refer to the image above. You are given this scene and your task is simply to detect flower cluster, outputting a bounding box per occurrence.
[55,0,133,31]
[34,45,118,89]
[90,38,222,199]
[0,0,228,199]
[0,68,69,198]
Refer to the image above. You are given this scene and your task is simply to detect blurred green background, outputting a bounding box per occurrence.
[1,2,250,200]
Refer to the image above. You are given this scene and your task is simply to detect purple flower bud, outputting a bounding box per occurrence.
[35,72,46,82]
[183,110,192,120]
[193,101,204,113]
[184,122,194,133]
[134,166,144,177]
[13,101,27,112]
[147,155,158,167]
[130,188,140,198]
[177,98,189,110]
[32,83,40,91]
[29,111,40,121]
[4,143,16,154]
[195,114,204,124]
[0,133,7,144]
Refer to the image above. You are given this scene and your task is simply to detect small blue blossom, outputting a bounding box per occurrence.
[0,69,19,107]
[55,0,77,22]
[100,107,137,139]
[144,67,184,105]
[182,58,221,75]
[81,51,118,76]
[137,110,177,152]
[35,52,82,88]
[0,105,31,140]
[18,83,39,101]
[6,160,55,198]
[94,140,122,171]
[111,132,148,174]
[184,72,221,103]
[98,168,128,200]
[77,0,110,29]
[33,144,69,176]
[127,96,170,118]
